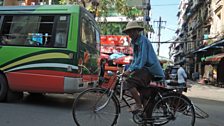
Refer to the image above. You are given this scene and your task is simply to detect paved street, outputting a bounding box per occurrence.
[0,82,224,126]
[184,82,224,126]
[184,81,224,102]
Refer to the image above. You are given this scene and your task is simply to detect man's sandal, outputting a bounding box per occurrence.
[129,104,143,114]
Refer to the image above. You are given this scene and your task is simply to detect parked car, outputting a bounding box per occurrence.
[169,66,179,80]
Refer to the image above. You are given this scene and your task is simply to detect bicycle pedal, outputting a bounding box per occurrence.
[133,112,145,124]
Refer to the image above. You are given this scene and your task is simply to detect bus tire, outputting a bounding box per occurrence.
[0,74,8,102]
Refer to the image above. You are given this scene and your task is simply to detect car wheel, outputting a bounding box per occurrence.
[0,74,8,102]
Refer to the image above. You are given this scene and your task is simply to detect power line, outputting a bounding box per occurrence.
[151,37,217,44]
[162,26,176,32]
[151,4,179,6]
[151,41,193,43]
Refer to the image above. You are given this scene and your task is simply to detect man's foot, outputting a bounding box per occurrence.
[129,104,143,114]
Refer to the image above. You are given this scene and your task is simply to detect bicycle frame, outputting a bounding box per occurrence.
[100,72,171,118]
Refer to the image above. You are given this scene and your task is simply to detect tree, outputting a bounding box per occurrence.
[96,0,143,19]
[59,0,85,6]
[94,0,144,35]
[3,0,19,6]
[58,0,144,35]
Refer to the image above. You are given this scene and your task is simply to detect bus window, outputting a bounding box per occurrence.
[38,15,54,46]
[81,17,97,48]
[0,15,69,47]
[54,15,69,48]
[1,15,42,46]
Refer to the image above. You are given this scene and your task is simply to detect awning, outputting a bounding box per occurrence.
[157,56,174,64]
[205,53,224,62]
[194,39,224,53]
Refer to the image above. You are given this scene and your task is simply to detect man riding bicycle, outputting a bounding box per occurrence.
[122,21,165,113]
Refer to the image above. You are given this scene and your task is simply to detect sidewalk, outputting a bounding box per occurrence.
[184,81,224,102]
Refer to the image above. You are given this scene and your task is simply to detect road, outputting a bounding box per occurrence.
[0,93,136,126]
[191,98,224,126]
[0,91,223,126]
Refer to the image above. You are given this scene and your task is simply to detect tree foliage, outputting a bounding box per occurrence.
[97,0,143,19]
[58,0,145,35]
[96,0,144,35]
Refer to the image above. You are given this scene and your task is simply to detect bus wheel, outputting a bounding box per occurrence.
[0,74,8,102]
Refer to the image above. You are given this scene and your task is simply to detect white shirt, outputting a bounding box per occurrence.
[177,67,187,83]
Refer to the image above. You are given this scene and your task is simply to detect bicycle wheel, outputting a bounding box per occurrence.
[150,92,195,126]
[72,88,120,126]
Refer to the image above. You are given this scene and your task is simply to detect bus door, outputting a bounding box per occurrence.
[78,13,100,86]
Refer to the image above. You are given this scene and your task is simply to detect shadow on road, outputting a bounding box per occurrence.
[20,93,76,109]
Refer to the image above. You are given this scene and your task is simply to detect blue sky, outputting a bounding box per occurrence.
[150,0,180,58]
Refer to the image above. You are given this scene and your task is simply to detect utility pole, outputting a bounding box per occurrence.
[154,17,166,56]
[143,0,151,24]
[142,0,151,37]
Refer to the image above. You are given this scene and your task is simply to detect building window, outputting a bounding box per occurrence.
[217,13,221,19]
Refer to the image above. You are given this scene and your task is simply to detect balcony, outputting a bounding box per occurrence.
[177,11,181,17]
[173,50,184,57]
[215,0,223,13]
[206,0,211,4]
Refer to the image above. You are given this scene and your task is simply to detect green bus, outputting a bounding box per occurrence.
[0,5,100,102]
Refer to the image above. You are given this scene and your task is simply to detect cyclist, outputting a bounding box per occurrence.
[122,21,165,112]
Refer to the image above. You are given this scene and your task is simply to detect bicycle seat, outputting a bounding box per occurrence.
[166,80,179,86]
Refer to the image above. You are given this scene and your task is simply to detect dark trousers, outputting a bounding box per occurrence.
[124,67,153,90]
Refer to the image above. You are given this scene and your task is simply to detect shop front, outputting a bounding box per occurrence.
[204,53,224,87]
[194,38,224,86]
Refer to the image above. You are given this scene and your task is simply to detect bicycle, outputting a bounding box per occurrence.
[72,71,196,126]
[194,105,209,119]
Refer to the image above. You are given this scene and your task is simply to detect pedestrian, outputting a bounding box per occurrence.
[122,21,165,112]
[177,62,187,93]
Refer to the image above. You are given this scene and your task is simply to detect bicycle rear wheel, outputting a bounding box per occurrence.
[150,92,195,126]
[72,88,120,126]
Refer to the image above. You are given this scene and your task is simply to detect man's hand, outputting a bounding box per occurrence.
[123,70,132,77]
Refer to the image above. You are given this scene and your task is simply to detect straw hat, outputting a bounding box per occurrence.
[122,21,144,33]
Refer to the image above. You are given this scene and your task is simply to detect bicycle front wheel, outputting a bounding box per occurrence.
[72,88,120,126]
[151,92,195,126]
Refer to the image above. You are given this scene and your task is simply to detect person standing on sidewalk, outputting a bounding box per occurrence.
[177,62,188,93]
[122,21,165,112]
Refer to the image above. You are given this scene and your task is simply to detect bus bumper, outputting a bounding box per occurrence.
[64,77,98,93]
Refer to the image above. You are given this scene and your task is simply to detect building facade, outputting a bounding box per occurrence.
[174,0,224,86]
